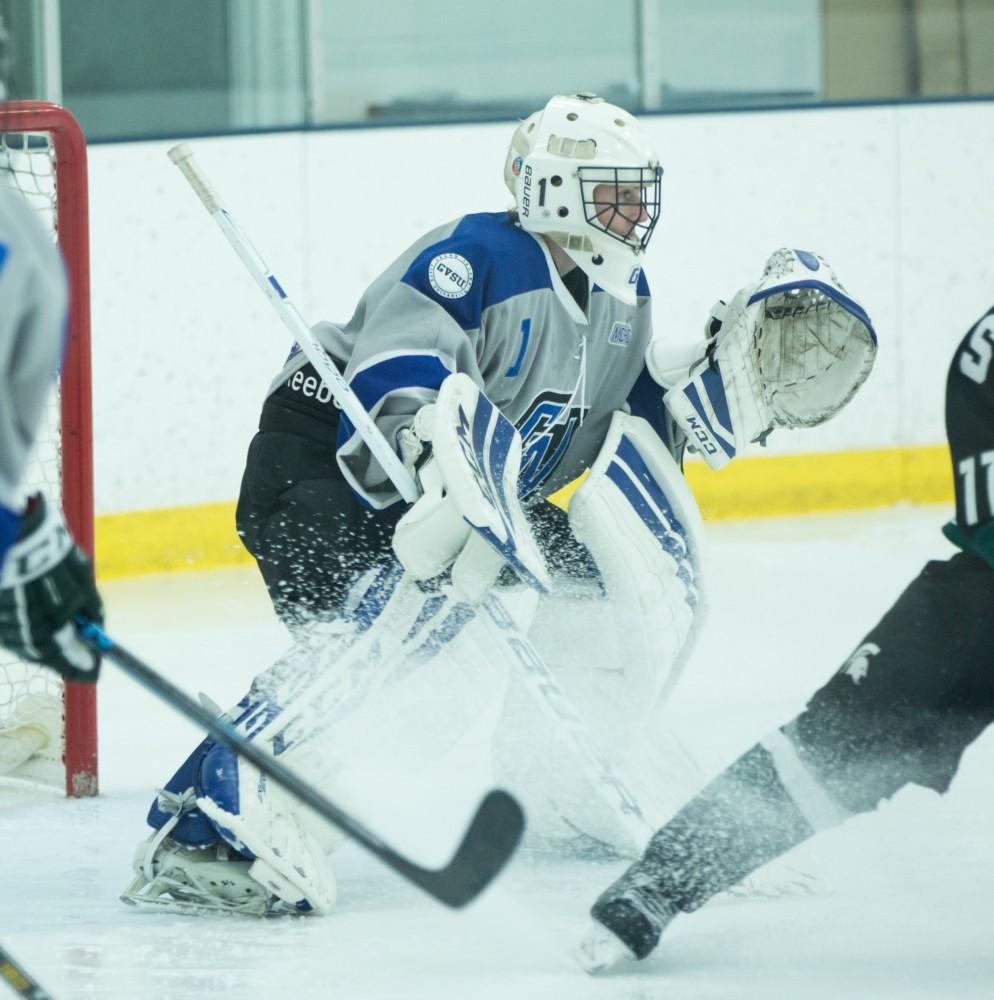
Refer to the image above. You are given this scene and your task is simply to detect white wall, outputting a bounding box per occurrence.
[88,101,994,515]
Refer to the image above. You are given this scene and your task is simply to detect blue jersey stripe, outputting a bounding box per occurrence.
[748,279,876,345]
[506,318,531,377]
[337,353,451,449]
[400,213,551,332]
[605,460,696,606]
[625,366,668,444]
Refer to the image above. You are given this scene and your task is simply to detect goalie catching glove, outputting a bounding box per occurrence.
[0,493,103,681]
[394,372,550,600]
[655,248,877,470]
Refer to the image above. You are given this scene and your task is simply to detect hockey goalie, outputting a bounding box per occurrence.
[122,94,877,916]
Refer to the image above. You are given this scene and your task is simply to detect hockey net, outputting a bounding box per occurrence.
[0,102,97,797]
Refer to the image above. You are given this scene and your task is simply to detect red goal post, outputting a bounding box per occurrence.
[0,101,97,797]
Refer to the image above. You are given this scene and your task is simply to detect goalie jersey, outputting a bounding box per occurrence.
[265,212,659,509]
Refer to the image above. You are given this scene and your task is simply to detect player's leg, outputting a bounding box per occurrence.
[579,551,994,970]
[123,674,342,915]
[236,425,404,634]
[124,559,519,916]
[126,406,404,912]
[524,498,600,582]
[494,413,705,854]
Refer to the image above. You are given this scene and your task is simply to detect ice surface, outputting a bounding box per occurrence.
[2,505,993,999]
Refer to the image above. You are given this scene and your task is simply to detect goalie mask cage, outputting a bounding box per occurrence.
[0,102,97,797]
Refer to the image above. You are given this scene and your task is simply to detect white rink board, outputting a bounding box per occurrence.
[87,101,994,514]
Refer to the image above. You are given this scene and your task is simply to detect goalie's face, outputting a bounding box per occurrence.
[581,165,662,252]
[592,183,648,239]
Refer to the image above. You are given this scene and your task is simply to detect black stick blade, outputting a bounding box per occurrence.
[400,789,525,908]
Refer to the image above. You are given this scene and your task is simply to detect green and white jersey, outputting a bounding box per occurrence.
[268,211,664,509]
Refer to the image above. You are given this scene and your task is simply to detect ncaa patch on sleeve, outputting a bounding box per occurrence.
[608,321,632,347]
[428,253,474,299]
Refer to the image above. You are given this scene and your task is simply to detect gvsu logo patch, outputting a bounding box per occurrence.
[428,253,474,299]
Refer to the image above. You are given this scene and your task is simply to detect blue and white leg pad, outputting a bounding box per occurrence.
[568,412,706,704]
[194,744,338,913]
[140,691,337,914]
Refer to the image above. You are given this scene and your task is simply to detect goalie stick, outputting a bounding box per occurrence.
[77,620,524,909]
[0,944,53,1000]
[167,143,418,503]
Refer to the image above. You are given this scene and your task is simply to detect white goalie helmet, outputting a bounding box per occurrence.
[504,93,663,305]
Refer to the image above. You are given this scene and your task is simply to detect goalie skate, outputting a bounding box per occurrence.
[195,748,338,915]
[122,834,302,917]
[124,780,336,916]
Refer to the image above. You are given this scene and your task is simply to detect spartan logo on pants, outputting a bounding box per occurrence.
[838,642,881,685]
[516,390,586,496]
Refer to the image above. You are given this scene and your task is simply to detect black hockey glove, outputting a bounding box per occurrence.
[0,494,103,682]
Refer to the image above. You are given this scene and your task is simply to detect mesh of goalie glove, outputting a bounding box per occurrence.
[0,493,103,681]
[751,249,877,430]
[657,249,877,472]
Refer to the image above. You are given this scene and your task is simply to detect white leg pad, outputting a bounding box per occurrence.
[197,754,338,914]
[568,411,705,709]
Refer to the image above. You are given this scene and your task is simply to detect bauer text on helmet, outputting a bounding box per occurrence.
[505,94,662,305]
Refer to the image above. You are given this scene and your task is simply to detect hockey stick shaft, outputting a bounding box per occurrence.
[167,143,418,503]
[0,945,53,1000]
[77,620,523,908]
[479,594,655,846]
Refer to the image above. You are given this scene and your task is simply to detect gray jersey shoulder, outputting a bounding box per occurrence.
[0,184,68,508]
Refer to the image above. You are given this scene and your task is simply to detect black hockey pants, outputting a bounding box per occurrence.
[236,397,405,633]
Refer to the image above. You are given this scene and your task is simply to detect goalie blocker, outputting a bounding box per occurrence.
[393,372,551,600]
[237,371,581,634]
[654,248,877,470]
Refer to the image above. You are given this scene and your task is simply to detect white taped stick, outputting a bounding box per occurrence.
[480,593,656,850]
[167,143,418,503]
